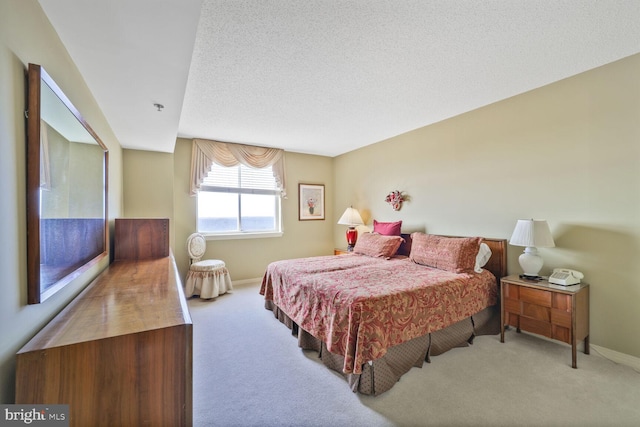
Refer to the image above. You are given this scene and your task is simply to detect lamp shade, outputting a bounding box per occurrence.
[337,207,364,226]
[509,219,555,248]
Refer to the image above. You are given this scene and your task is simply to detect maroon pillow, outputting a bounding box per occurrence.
[409,233,481,273]
[353,232,404,259]
[373,220,402,236]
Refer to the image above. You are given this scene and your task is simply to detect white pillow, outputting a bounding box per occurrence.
[474,242,492,273]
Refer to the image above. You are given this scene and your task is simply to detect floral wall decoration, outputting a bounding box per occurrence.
[298,183,325,220]
[385,190,407,211]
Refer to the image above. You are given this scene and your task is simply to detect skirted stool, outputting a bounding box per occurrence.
[185,233,232,299]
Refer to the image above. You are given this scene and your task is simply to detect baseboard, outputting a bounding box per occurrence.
[232,277,263,287]
[591,344,640,372]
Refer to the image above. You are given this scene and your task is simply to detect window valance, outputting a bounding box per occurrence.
[190,139,286,196]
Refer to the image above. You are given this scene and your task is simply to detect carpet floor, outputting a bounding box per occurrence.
[188,282,640,427]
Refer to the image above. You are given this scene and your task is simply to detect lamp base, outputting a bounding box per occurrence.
[346,227,358,251]
[518,246,544,278]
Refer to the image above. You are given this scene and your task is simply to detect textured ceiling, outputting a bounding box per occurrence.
[39,1,640,156]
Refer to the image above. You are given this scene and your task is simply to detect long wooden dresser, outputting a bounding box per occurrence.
[16,218,193,426]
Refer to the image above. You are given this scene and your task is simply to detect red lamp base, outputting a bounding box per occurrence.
[346,227,358,251]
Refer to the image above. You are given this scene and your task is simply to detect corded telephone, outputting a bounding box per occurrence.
[548,268,583,286]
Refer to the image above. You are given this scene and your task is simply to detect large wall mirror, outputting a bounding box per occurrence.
[26,63,108,304]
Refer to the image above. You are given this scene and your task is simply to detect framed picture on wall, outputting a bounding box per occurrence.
[298,183,325,220]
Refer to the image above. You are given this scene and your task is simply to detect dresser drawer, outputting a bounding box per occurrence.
[520,287,552,307]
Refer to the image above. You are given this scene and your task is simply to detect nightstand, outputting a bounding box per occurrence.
[334,248,350,255]
[500,274,590,368]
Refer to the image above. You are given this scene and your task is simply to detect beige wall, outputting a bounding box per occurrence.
[334,53,640,359]
[123,149,175,250]
[0,0,123,403]
[124,138,334,284]
[0,0,122,403]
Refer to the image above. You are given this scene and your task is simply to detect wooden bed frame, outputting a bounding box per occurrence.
[475,236,508,279]
[263,235,508,395]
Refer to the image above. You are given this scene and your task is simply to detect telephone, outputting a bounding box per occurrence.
[548,268,584,286]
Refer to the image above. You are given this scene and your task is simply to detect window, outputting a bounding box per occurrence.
[197,163,281,237]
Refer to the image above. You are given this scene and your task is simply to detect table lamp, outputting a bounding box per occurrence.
[509,219,555,279]
[337,207,364,251]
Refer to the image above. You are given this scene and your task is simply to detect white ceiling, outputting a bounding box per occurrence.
[39,1,640,157]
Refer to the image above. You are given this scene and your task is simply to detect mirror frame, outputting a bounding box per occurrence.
[26,63,109,304]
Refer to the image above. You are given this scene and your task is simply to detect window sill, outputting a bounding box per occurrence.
[202,231,283,241]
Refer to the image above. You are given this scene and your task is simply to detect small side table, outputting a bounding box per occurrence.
[500,274,590,368]
[334,248,350,255]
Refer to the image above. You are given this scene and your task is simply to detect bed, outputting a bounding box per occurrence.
[260,232,507,395]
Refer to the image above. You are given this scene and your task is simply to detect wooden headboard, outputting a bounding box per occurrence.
[399,233,508,281]
[479,237,508,280]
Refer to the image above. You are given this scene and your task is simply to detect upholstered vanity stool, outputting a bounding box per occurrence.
[185,233,232,299]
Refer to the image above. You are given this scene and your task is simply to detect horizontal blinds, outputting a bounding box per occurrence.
[200,163,279,195]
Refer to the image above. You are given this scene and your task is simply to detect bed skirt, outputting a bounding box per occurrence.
[264,300,500,395]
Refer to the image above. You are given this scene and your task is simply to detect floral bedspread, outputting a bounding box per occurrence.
[260,254,497,374]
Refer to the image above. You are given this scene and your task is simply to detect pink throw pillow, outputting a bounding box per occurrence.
[353,232,404,259]
[409,233,481,273]
[373,220,402,236]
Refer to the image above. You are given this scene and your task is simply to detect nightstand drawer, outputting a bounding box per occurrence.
[553,293,572,310]
[504,298,520,314]
[503,283,519,299]
[522,302,550,322]
[551,309,571,328]
[520,287,551,307]
[520,317,552,338]
[553,325,571,344]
